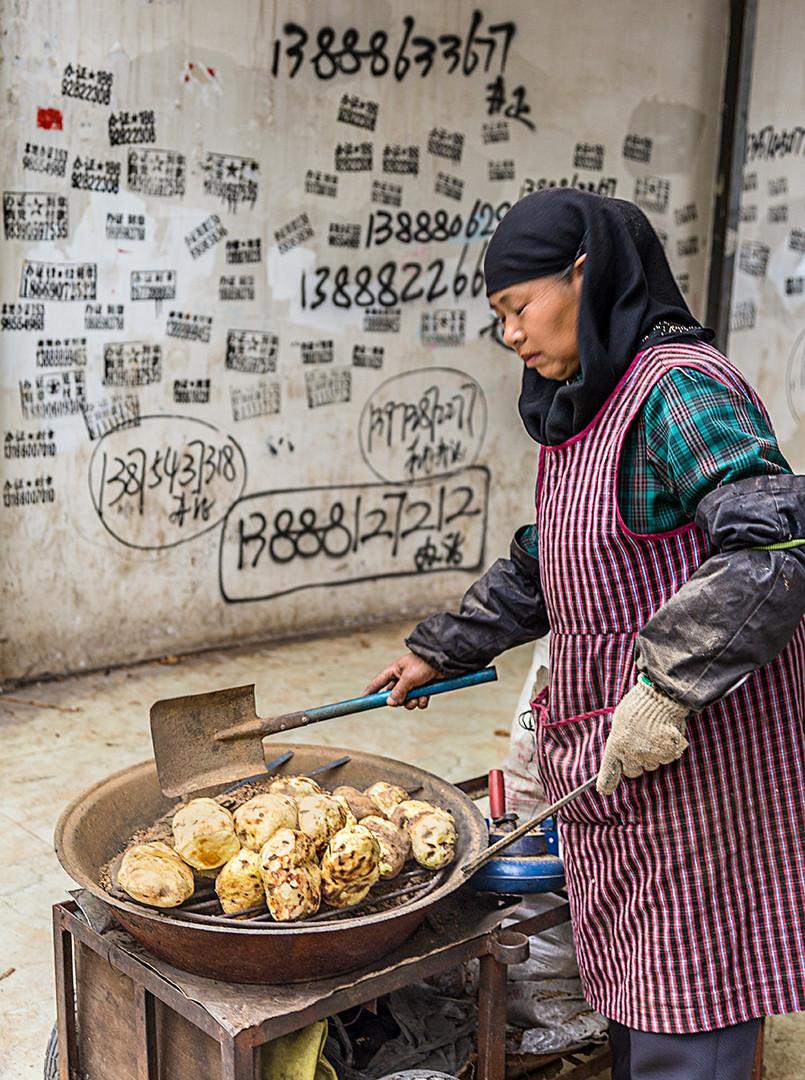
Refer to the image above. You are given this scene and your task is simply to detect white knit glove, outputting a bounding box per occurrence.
[597,678,690,795]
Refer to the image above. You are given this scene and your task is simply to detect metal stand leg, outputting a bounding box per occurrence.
[53,908,78,1080]
[477,953,508,1080]
[476,930,529,1080]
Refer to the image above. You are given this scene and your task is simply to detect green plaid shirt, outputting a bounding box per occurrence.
[522,367,790,552]
[618,366,789,533]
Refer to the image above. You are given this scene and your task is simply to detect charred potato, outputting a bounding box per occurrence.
[332,785,381,821]
[171,798,240,870]
[118,842,195,908]
[363,781,408,818]
[361,815,410,879]
[332,795,358,829]
[259,827,317,869]
[233,793,297,852]
[320,872,374,909]
[320,824,381,885]
[259,827,321,921]
[268,775,323,803]
[408,810,457,869]
[262,864,322,921]
[297,794,348,856]
[391,799,454,831]
[215,848,265,915]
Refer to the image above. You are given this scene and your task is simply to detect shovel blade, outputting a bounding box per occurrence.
[150,684,269,796]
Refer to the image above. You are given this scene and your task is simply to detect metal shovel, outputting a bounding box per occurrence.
[150,667,498,797]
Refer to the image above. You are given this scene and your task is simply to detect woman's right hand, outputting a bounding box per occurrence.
[363,652,440,709]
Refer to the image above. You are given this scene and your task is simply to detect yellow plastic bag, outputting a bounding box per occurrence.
[261,1019,337,1080]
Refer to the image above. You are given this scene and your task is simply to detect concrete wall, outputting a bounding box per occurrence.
[0,0,729,681]
[727,0,805,472]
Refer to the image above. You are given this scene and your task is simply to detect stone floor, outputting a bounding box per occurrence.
[1,620,803,1078]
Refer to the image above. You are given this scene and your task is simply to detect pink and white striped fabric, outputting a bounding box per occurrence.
[535,343,805,1032]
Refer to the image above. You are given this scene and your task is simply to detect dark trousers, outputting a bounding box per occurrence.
[608,1017,762,1080]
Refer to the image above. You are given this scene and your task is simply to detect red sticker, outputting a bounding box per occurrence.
[37,108,63,131]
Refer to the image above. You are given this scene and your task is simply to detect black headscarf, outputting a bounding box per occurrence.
[483,189,713,445]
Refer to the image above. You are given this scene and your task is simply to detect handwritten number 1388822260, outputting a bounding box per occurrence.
[301,244,488,311]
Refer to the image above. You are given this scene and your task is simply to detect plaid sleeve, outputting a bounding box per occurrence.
[620,367,791,533]
[518,522,540,559]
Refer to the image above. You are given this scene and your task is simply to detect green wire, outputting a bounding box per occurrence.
[748,539,805,551]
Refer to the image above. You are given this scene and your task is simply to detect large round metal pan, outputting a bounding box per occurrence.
[55,744,488,984]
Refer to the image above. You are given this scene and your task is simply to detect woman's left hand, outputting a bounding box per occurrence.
[597,679,690,795]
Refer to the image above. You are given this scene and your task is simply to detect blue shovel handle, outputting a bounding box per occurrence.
[216,667,498,740]
[304,667,498,722]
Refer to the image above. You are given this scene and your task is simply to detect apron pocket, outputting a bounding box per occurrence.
[535,705,615,823]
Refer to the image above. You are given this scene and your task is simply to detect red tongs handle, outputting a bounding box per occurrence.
[489,769,506,819]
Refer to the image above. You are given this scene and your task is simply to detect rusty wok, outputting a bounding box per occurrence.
[55,744,489,984]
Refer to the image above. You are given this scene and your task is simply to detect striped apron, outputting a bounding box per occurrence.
[535,343,805,1032]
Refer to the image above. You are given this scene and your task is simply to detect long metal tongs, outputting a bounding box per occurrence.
[461,775,597,877]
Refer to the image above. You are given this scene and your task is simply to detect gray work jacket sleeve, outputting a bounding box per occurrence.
[635,473,805,712]
[404,526,550,676]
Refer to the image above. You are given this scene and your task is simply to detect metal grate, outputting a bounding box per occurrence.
[107,864,447,929]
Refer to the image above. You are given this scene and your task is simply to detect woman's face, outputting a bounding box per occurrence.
[489,256,585,382]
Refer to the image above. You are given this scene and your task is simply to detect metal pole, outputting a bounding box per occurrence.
[53,906,78,1080]
[706,0,759,349]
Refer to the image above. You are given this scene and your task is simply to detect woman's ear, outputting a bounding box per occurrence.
[572,253,586,296]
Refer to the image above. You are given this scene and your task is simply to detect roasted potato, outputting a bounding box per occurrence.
[297,794,348,856]
[332,795,358,829]
[215,848,265,914]
[259,827,318,869]
[171,798,240,870]
[361,815,410,879]
[332,785,382,820]
[118,842,195,908]
[233,793,297,852]
[408,810,457,869]
[391,799,454,831]
[259,827,321,921]
[268,775,323,803]
[262,864,322,921]
[320,824,381,885]
[363,781,408,818]
[320,872,374,909]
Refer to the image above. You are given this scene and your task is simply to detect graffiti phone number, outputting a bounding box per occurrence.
[89,417,247,550]
[365,199,510,247]
[301,243,487,310]
[97,440,238,514]
[220,468,489,602]
[271,12,514,82]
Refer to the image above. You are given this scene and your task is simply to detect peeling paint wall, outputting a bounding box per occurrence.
[0,0,729,681]
[727,0,805,472]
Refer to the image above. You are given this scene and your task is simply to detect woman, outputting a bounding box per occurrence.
[365,189,805,1079]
